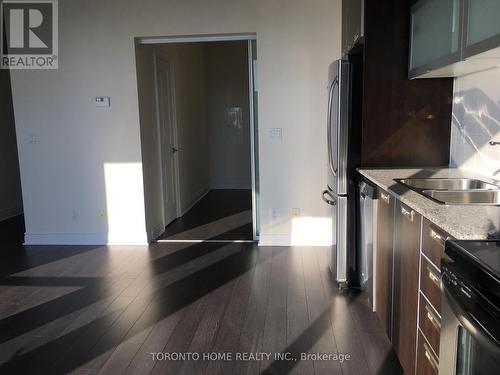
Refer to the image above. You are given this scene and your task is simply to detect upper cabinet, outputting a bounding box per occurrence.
[342,0,365,55]
[464,0,500,56]
[409,0,461,72]
[409,0,500,79]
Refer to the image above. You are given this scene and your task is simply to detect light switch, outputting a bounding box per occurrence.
[95,97,110,107]
[269,128,282,140]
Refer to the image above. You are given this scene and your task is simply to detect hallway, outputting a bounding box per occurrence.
[158,190,253,241]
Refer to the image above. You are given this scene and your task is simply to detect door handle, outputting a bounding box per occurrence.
[401,206,415,222]
[327,77,339,177]
[322,190,337,206]
[427,266,441,288]
[423,342,439,374]
[380,192,391,204]
[430,228,448,247]
[425,304,441,331]
[171,147,179,153]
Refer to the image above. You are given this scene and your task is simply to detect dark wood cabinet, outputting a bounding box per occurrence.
[416,331,440,375]
[393,201,421,375]
[374,189,394,338]
[418,293,441,357]
[342,0,364,55]
[422,218,450,269]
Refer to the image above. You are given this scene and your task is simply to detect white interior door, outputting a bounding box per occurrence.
[155,56,178,226]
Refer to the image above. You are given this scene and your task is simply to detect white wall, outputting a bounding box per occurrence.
[0,69,23,221]
[206,41,252,190]
[450,67,500,179]
[11,0,341,246]
[255,0,341,245]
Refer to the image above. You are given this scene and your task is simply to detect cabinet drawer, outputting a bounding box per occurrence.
[420,256,441,311]
[418,292,441,356]
[422,219,450,269]
[417,330,439,375]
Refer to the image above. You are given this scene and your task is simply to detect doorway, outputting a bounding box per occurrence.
[135,34,259,243]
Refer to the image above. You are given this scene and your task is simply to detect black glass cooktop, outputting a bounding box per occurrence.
[449,240,500,280]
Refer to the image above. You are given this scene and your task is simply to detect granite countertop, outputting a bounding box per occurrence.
[357,168,500,240]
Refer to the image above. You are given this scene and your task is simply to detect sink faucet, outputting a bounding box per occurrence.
[490,140,500,146]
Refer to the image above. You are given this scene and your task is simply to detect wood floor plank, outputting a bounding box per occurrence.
[232,246,273,375]
[301,247,342,375]
[204,246,259,375]
[259,247,289,374]
[314,246,372,375]
[123,306,186,375]
[285,246,315,375]
[178,275,236,375]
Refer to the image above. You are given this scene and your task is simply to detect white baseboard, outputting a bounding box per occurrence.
[0,207,23,222]
[24,232,149,246]
[180,187,210,216]
[210,182,251,190]
[258,234,333,247]
[258,234,292,247]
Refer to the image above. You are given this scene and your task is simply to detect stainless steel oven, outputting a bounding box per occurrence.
[439,240,500,375]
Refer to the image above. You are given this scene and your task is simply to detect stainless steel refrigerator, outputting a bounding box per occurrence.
[322,55,363,288]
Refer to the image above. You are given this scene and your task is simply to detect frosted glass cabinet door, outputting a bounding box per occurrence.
[466,0,500,47]
[410,0,461,71]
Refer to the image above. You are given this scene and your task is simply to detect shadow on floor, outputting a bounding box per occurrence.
[159,189,253,241]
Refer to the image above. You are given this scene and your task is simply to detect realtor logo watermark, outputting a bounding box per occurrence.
[1,0,58,69]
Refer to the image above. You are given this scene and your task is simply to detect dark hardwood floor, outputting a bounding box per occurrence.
[158,189,253,241]
[0,217,402,375]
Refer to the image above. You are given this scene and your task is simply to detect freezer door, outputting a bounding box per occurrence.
[327,60,350,195]
[322,189,348,286]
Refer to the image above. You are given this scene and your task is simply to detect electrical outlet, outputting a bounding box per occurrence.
[269,128,282,140]
[28,134,40,145]
[292,208,301,217]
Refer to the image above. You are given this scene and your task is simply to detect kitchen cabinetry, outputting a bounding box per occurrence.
[464,0,500,57]
[392,201,421,375]
[416,220,452,374]
[409,0,461,73]
[341,0,364,55]
[410,0,500,78]
[361,177,455,374]
[373,189,394,338]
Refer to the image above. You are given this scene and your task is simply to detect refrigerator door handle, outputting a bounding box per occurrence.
[322,190,337,206]
[327,77,339,177]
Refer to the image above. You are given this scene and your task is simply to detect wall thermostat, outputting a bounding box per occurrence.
[95,97,110,107]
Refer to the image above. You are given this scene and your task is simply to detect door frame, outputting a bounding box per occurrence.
[153,51,182,226]
[137,33,260,241]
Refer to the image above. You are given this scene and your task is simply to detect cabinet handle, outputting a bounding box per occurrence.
[427,266,441,287]
[430,228,447,247]
[380,192,390,204]
[401,206,415,222]
[425,304,441,331]
[424,342,439,374]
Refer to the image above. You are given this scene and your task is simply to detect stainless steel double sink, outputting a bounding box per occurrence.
[395,178,500,205]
